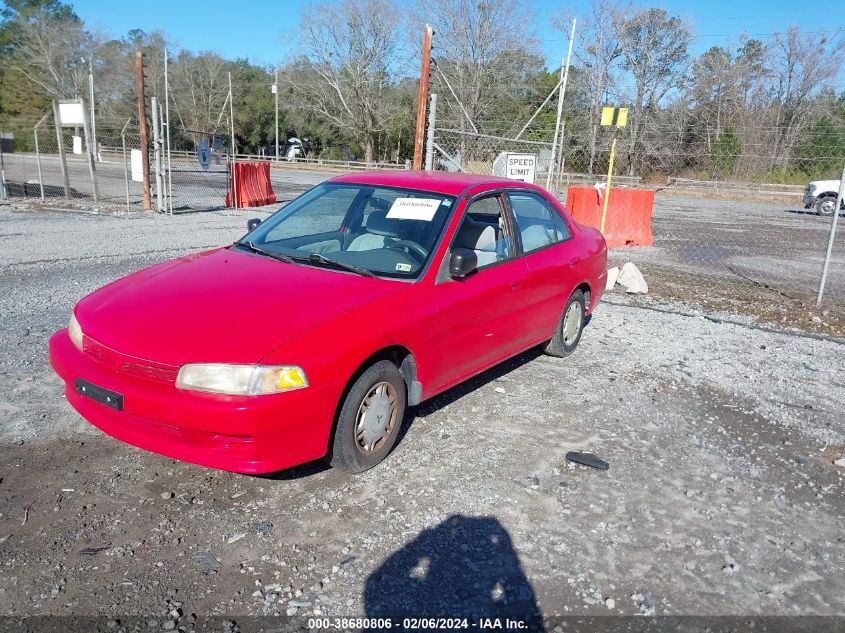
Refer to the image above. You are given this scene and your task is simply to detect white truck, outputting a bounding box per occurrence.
[804,179,844,216]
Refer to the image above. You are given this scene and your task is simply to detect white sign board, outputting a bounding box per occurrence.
[504,153,537,184]
[72,135,83,155]
[58,101,85,127]
[386,197,442,221]
[130,149,144,182]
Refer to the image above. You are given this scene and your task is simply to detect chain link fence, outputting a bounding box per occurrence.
[433,116,845,335]
[1,123,155,211]
[1,121,406,214]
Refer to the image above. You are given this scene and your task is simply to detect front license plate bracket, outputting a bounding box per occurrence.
[74,378,124,411]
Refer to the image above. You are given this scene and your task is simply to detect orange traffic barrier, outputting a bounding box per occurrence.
[565,186,654,248]
[226,161,277,208]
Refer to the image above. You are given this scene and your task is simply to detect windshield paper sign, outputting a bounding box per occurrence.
[386,198,442,221]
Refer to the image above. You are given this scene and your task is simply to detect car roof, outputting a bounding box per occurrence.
[329,170,521,196]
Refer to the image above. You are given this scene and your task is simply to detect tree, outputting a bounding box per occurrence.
[231,60,277,153]
[712,124,741,177]
[421,0,542,136]
[286,0,404,163]
[616,7,692,175]
[796,117,845,179]
[0,0,66,125]
[169,50,230,144]
[555,0,624,173]
[4,1,90,100]
[768,26,845,169]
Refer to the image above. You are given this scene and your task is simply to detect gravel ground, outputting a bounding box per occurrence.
[1,204,844,628]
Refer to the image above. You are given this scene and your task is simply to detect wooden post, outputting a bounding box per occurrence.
[51,100,70,198]
[600,132,617,234]
[135,51,151,211]
[412,25,433,171]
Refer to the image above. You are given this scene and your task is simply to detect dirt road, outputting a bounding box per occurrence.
[0,205,844,630]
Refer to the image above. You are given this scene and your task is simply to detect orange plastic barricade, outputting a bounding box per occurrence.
[225,161,277,208]
[565,186,654,249]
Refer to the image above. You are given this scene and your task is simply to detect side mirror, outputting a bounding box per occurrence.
[449,248,478,279]
[247,218,262,231]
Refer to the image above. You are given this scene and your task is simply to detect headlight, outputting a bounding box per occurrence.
[68,312,84,351]
[175,364,308,395]
[808,184,817,193]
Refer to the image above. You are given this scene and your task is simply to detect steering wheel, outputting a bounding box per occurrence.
[387,239,427,261]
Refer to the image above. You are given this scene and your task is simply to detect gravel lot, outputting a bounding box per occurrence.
[1,202,844,629]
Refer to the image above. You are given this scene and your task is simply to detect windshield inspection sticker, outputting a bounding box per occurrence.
[395,262,412,272]
[386,198,442,221]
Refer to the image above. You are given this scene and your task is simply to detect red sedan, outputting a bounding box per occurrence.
[49,172,607,473]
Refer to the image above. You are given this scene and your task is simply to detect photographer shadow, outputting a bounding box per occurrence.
[364,515,544,631]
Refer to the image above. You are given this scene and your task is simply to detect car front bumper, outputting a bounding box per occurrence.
[804,193,816,207]
[49,329,338,473]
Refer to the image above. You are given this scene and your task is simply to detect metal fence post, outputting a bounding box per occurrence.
[151,97,163,212]
[0,136,6,200]
[80,95,99,203]
[164,48,174,215]
[34,113,50,201]
[425,93,437,171]
[51,99,70,199]
[121,118,131,213]
[816,160,845,305]
[228,72,238,209]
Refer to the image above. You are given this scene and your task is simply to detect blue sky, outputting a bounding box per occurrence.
[66,0,844,83]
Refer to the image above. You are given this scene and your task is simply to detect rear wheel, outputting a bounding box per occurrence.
[543,289,586,358]
[816,196,838,216]
[328,360,406,473]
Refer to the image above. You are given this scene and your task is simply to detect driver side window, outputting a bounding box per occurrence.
[453,195,512,268]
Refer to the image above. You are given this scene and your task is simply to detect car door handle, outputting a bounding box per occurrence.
[510,278,523,289]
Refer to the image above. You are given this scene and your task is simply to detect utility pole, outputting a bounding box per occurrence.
[412,25,433,171]
[274,68,279,161]
[546,18,576,190]
[135,51,151,211]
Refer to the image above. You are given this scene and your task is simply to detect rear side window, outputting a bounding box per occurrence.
[508,191,569,253]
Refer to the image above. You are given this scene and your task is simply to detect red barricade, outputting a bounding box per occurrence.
[226,161,277,208]
[565,186,654,249]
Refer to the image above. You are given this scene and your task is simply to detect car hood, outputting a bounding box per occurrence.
[76,247,404,365]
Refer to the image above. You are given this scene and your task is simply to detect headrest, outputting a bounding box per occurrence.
[365,210,401,237]
[455,218,497,251]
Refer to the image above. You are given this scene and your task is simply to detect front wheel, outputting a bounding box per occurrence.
[543,289,586,358]
[816,196,838,216]
[328,360,406,473]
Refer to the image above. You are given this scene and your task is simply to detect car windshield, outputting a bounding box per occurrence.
[236,182,455,279]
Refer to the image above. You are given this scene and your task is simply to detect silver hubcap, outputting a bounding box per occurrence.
[562,301,583,346]
[355,382,398,454]
[820,200,835,215]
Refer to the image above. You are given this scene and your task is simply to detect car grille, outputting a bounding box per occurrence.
[83,336,179,385]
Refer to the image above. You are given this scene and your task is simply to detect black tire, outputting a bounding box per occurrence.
[328,360,406,473]
[543,289,586,358]
[815,196,837,216]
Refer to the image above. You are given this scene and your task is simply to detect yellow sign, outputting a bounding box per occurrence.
[601,106,628,128]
